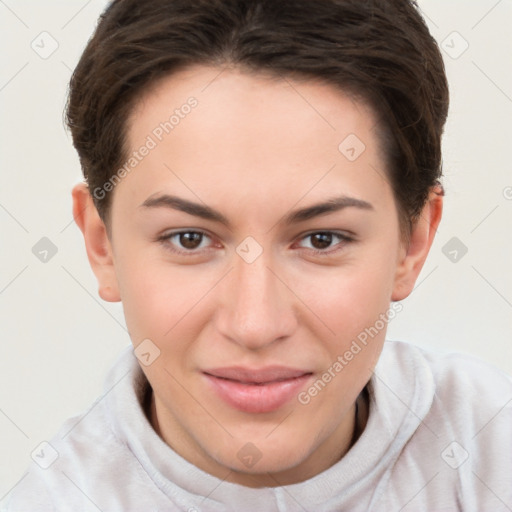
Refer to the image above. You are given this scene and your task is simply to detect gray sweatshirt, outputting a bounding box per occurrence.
[3,340,512,511]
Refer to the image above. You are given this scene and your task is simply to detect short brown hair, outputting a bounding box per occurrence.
[65,0,449,238]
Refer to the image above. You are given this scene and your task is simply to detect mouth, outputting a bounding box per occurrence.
[202,366,313,413]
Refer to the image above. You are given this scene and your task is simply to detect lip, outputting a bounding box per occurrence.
[203,366,313,413]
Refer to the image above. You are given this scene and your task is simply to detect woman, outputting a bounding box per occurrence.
[5,0,511,510]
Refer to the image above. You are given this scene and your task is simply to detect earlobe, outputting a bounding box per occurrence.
[391,186,443,301]
[71,183,121,302]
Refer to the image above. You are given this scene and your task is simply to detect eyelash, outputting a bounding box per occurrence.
[296,231,354,255]
[157,230,214,256]
[157,230,354,257]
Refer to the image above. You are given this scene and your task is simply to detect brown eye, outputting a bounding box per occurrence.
[296,231,353,254]
[179,232,203,249]
[310,232,333,249]
[158,230,212,253]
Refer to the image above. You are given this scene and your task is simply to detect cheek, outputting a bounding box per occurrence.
[116,254,207,343]
[300,260,395,338]
[296,263,394,411]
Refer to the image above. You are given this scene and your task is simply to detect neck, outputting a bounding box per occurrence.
[144,384,369,487]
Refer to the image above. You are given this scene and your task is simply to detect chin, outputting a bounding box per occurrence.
[215,438,312,478]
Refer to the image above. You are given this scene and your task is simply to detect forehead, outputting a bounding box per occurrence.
[127,65,378,150]
[116,65,391,215]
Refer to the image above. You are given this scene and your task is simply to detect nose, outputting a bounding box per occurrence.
[215,249,298,351]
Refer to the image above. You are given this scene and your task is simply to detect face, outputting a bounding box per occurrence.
[75,65,440,487]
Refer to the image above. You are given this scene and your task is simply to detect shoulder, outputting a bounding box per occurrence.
[381,339,512,440]
[381,339,512,403]
[376,340,512,511]
[2,402,128,510]
[2,347,155,511]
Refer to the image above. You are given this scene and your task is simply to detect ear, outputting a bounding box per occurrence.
[391,185,443,301]
[72,183,121,302]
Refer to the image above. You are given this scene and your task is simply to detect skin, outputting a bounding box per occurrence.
[72,65,442,487]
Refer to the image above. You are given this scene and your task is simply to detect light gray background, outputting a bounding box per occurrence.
[1,0,511,497]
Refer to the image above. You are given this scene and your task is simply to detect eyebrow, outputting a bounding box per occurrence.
[139,193,374,228]
[284,196,374,223]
